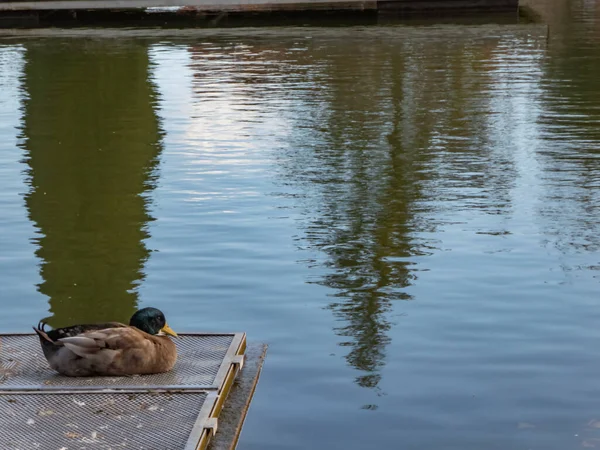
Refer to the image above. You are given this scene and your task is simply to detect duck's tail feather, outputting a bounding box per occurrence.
[33,322,57,345]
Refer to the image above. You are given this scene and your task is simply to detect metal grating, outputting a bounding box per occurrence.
[0,332,246,450]
[0,334,235,390]
[0,391,214,450]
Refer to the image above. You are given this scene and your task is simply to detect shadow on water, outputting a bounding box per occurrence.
[18,40,163,327]
[304,50,429,390]
[269,42,434,390]
[262,26,535,390]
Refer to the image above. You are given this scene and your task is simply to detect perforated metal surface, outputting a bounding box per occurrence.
[0,391,213,450]
[0,332,246,450]
[0,334,235,390]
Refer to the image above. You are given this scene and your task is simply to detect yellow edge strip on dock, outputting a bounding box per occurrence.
[194,333,247,450]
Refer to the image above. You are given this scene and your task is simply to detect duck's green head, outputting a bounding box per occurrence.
[130,307,178,337]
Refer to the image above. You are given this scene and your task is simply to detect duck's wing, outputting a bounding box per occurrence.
[57,327,148,358]
[46,322,127,341]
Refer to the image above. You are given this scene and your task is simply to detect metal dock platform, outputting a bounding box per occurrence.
[0,332,265,450]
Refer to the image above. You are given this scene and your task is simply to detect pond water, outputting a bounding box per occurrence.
[0,2,599,449]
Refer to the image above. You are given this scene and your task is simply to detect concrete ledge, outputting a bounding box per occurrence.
[0,0,518,13]
[208,343,267,450]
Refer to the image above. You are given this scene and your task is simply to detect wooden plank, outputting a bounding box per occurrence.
[0,0,373,10]
[0,0,517,12]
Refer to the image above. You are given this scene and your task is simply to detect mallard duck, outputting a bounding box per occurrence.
[33,307,178,377]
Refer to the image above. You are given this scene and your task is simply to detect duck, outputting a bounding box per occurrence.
[33,307,178,377]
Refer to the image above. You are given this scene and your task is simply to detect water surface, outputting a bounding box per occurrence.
[1,3,600,449]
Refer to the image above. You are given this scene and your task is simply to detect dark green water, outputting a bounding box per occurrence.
[0,2,599,449]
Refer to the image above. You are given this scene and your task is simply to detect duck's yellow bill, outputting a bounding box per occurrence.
[161,323,178,337]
